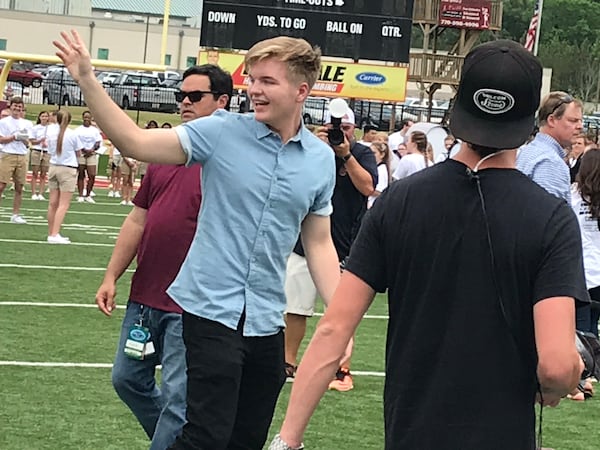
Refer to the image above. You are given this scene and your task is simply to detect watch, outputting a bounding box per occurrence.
[269,434,304,450]
[341,152,352,163]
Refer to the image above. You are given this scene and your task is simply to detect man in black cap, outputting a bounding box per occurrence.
[268,40,586,450]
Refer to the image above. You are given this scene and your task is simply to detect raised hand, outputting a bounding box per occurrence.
[53,30,94,83]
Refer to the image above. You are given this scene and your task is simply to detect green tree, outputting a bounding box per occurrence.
[537,0,600,100]
[500,0,535,43]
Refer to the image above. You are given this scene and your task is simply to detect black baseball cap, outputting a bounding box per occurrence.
[449,40,542,149]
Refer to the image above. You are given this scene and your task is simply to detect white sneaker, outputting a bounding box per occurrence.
[77,196,85,203]
[38,194,46,201]
[90,191,96,197]
[127,201,134,206]
[47,235,70,244]
[31,194,38,200]
[115,192,121,198]
[10,214,27,224]
[56,233,71,242]
[108,190,114,198]
[120,200,127,205]
[84,197,96,204]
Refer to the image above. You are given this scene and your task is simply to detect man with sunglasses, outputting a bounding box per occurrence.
[95,64,233,450]
[517,91,583,204]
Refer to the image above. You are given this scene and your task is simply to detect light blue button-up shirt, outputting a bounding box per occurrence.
[168,110,336,336]
[516,132,571,204]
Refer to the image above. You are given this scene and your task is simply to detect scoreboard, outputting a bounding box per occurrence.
[200,0,415,63]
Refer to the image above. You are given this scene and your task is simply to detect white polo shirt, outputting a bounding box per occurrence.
[0,116,32,155]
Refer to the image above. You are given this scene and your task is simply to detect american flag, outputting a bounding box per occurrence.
[524,0,541,52]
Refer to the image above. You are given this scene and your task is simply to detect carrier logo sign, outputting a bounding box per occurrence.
[473,89,515,114]
[356,72,386,85]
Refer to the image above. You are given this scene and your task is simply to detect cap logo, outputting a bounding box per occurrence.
[473,89,515,115]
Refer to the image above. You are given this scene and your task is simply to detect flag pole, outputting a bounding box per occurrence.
[533,0,544,56]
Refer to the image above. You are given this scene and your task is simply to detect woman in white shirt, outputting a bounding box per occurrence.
[368,142,391,208]
[570,148,600,400]
[29,111,50,200]
[46,110,81,244]
[392,131,433,180]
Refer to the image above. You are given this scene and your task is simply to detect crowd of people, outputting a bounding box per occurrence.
[0,98,175,241]
[0,29,596,450]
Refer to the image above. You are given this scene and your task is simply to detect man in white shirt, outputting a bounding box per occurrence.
[0,97,32,224]
[74,110,103,203]
[388,119,413,153]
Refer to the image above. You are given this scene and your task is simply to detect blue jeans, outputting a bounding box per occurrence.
[112,301,187,450]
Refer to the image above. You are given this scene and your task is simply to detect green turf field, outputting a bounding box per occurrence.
[0,185,599,449]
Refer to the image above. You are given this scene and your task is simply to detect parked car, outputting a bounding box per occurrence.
[105,72,178,113]
[302,97,329,125]
[402,97,449,123]
[97,71,121,86]
[155,70,181,85]
[0,59,43,88]
[353,100,417,130]
[43,68,85,106]
[584,115,600,130]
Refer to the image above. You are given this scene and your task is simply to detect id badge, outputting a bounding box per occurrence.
[124,325,151,360]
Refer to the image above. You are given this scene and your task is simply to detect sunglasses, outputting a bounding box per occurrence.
[175,90,217,103]
[550,94,574,116]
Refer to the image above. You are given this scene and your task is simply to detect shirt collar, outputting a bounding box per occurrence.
[253,116,307,150]
[535,132,567,159]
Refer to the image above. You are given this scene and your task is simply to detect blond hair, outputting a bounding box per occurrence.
[56,109,72,156]
[245,36,321,88]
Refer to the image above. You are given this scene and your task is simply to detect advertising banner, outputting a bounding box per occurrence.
[199,50,408,102]
[439,0,492,30]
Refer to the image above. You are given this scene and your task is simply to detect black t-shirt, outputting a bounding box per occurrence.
[294,141,377,261]
[346,159,588,450]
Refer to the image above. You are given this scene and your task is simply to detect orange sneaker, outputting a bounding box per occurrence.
[328,367,353,391]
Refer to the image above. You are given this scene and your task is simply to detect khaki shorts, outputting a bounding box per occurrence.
[284,252,318,316]
[30,149,51,169]
[120,160,136,177]
[137,161,148,177]
[77,153,98,166]
[112,154,123,168]
[48,165,78,192]
[0,153,28,185]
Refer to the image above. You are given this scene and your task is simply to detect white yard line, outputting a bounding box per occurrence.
[314,312,389,319]
[0,360,386,377]
[0,302,111,308]
[0,361,114,368]
[0,302,388,319]
[0,221,122,230]
[0,264,134,272]
[0,238,115,247]
[0,206,128,217]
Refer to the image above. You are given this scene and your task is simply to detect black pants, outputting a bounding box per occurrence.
[169,312,286,450]
[577,286,600,336]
